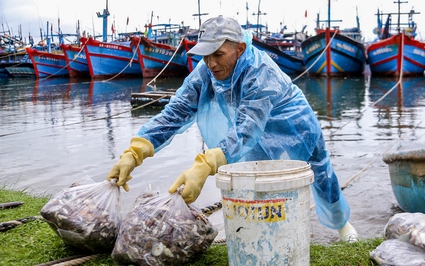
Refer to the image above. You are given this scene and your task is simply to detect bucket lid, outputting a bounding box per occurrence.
[216,160,314,192]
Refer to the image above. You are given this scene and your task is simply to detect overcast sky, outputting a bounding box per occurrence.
[1,0,425,44]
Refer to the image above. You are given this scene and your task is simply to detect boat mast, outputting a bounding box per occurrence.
[327,0,331,28]
[256,0,261,35]
[96,0,110,42]
[395,0,406,31]
[46,21,51,53]
[252,0,266,38]
[316,0,341,30]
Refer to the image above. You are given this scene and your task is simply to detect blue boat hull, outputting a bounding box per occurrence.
[84,38,142,78]
[301,30,366,76]
[383,149,425,213]
[253,38,304,75]
[367,33,425,77]
[26,47,69,78]
[133,36,188,78]
[62,44,89,77]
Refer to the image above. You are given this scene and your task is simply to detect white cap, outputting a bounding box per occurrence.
[187,15,244,57]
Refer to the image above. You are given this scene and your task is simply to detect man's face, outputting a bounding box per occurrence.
[203,41,246,80]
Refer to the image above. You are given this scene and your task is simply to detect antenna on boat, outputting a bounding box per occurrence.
[245,2,249,27]
[192,0,208,29]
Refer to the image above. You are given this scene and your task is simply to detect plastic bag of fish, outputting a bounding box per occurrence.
[40,178,121,253]
[384,212,425,249]
[369,212,425,265]
[112,191,218,266]
[370,239,425,266]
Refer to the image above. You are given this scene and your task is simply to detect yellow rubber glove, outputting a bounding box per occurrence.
[107,137,154,192]
[168,148,227,204]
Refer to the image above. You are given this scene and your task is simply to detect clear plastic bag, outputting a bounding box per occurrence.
[385,212,425,249]
[370,239,425,266]
[112,190,218,266]
[40,178,121,253]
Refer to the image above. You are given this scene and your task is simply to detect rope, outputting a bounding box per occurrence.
[146,36,185,87]
[0,216,40,232]
[292,30,338,82]
[212,238,227,245]
[34,254,101,266]
[0,201,24,209]
[201,201,222,217]
[102,36,142,82]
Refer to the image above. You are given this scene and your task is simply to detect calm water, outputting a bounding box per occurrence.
[1,74,425,245]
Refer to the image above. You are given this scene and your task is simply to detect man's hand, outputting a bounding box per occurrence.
[168,148,227,203]
[107,137,154,191]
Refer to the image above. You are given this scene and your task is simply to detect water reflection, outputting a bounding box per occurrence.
[29,77,185,107]
[368,76,425,141]
[299,77,367,119]
[369,76,425,108]
[0,78,36,107]
[130,77,185,117]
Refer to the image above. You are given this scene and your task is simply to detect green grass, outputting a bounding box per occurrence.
[0,187,382,265]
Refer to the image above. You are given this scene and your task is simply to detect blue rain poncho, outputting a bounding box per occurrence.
[137,31,350,230]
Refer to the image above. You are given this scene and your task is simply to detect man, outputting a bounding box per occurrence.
[107,15,358,243]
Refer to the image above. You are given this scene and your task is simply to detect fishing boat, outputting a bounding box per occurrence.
[366,0,425,77]
[26,47,69,78]
[72,0,142,79]
[83,36,142,79]
[182,37,199,72]
[241,23,306,75]
[61,40,89,78]
[131,23,190,78]
[0,29,30,63]
[132,35,189,78]
[0,54,34,78]
[26,20,83,79]
[0,28,34,78]
[241,0,306,76]
[300,0,366,77]
[61,26,89,79]
[383,148,425,213]
[260,27,306,58]
[252,35,305,75]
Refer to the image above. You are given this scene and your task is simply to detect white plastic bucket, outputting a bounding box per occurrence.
[216,160,314,266]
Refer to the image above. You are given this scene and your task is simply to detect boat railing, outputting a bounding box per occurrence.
[374,1,420,40]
